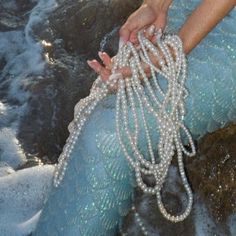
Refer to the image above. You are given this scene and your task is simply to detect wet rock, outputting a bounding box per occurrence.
[18,0,142,162]
[0,58,6,71]
[18,53,95,161]
[187,124,236,231]
[36,0,142,57]
[120,124,236,236]
[0,0,37,31]
[120,166,195,236]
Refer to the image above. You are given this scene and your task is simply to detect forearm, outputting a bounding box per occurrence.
[178,0,236,54]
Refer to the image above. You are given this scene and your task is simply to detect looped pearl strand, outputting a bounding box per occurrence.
[53,30,196,223]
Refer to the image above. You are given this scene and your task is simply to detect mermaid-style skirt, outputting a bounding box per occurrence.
[34,1,236,235]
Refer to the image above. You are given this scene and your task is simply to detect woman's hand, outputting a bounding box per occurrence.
[119,0,172,45]
[87,52,113,82]
[87,29,163,82]
[87,51,152,82]
[87,0,172,81]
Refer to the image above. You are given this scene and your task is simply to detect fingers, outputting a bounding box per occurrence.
[116,66,132,77]
[119,4,156,44]
[87,60,111,81]
[87,59,101,73]
[98,51,112,70]
[141,61,151,77]
[144,24,156,42]
[119,22,136,46]
[87,57,153,82]
[145,24,155,37]
[115,62,151,78]
[119,0,170,46]
[87,36,158,83]
[87,51,113,81]
[129,30,139,45]
[128,24,160,47]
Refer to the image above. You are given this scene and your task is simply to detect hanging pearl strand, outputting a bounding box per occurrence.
[53,81,109,187]
[123,32,195,222]
[53,30,196,223]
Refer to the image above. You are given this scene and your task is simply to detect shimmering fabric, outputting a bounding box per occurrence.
[34,1,236,235]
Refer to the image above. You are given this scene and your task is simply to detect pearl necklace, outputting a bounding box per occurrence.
[53,30,196,223]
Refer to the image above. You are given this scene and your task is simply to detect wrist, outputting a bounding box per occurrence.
[142,0,160,14]
[143,0,172,13]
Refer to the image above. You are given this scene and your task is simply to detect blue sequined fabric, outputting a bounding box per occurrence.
[34,1,236,235]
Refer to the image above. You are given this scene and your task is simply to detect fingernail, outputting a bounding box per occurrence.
[87,60,95,68]
[98,51,103,60]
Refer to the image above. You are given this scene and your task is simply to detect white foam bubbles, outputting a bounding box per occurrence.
[0,165,54,236]
[0,128,26,168]
[0,2,59,233]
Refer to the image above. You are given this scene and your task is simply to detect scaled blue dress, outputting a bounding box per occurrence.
[34,0,236,235]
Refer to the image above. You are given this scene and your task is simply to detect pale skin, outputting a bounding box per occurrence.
[87,0,236,81]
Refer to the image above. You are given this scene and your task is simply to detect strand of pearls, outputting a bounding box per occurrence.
[132,205,149,236]
[53,81,109,187]
[120,204,149,236]
[53,30,196,223]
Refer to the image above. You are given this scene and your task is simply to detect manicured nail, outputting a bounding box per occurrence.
[87,60,92,66]
[87,60,96,69]
[98,51,103,60]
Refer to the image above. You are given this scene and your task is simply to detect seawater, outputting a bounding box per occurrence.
[0,0,57,235]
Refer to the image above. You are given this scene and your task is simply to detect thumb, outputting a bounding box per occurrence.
[119,20,137,46]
